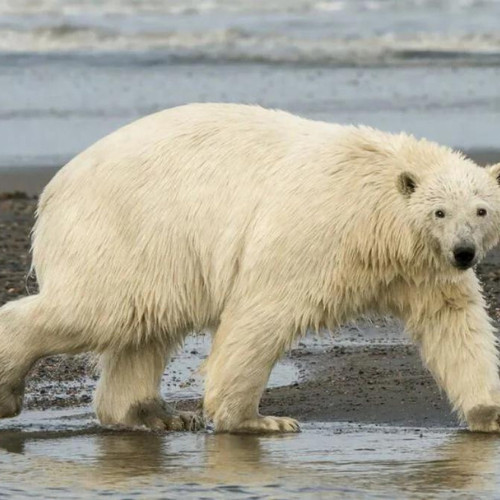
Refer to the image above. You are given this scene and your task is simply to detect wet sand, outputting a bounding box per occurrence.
[0,152,500,430]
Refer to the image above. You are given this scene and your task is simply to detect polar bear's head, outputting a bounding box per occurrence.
[398,162,500,270]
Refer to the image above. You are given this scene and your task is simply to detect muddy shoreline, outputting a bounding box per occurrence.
[1,154,500,429]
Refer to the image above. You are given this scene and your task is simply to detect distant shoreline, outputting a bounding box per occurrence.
[0,166,59,196]
[0,148,498,196]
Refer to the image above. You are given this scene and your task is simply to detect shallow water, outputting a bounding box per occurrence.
[0,409,498,499]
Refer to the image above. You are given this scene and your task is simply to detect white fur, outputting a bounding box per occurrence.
[0,103,499,432]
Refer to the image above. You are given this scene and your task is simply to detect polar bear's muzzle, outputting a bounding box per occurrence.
[452,244,477,270]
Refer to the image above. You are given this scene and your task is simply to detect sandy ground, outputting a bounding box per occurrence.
[1,152,500,430]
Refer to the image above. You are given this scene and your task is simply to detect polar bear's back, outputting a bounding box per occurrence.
[36,103,340,223]
[31,104,346,334]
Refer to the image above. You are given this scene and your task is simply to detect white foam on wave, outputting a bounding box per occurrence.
[1,0,498,16]
[1,0,500,68]
[314,1,346,12]
[1,25,500,67]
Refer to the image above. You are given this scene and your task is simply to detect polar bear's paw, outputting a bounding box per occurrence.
[466,405,500,432]
[128,398,205,432]
[228,416,300,434]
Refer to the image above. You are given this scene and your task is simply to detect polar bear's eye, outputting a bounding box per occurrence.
[435,210,445,218]
[477,208,487,217]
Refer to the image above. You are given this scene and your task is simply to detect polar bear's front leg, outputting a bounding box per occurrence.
[404,276,500,432]
[94,343,204,431]
[204,305,300,434]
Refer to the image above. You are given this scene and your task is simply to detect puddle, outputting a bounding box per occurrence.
[0,410,499,499]
[165,334,299,400]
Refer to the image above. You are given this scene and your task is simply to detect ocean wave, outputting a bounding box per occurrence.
[1,26,500,67]
[1,0,499,16]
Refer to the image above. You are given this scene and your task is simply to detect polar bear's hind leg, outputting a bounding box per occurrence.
[94,343,204,431]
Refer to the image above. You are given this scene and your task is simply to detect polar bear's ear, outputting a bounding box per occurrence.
[487,163,500,186]
[397,172,418,197]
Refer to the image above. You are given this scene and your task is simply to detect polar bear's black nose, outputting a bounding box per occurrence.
[453,246,476,269]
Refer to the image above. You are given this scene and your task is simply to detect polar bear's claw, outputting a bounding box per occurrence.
[178,410,206,431]
[129,399,205,432]
[228,416,301,434]
[145,411,204,432]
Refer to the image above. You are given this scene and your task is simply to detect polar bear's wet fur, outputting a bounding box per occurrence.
[1,103,500,432]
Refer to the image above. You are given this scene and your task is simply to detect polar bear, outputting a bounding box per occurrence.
[0,103,500,433]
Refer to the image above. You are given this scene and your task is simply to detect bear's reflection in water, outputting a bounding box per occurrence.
[0,424,499,496]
